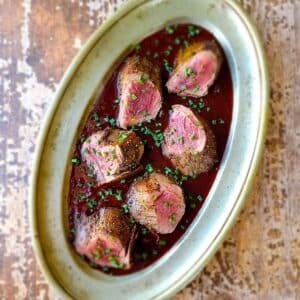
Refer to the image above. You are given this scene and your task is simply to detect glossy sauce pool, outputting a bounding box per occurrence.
[68,24,233,275]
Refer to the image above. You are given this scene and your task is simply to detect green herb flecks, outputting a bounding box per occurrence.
[91,249,101,260]
[183,40,190,48]
[134,43,141,51]
[180,84,187,91]
[188,98,206,113]
[122,203,129,214]
[71,158,80,165]
[211,118,225,125]
[115,190,123,201]
[166,25,175,34]
[118,133,128,143]
[108,256,124,269]
[177,136,184,145]
[164,167,188,185]
[141,227,148,236]
[138,126,164,148]
[103,248,111,255]
[131,93,138,101]
[169,213,177,224]
[174,37,181,45]
[104,117,117,127]
[185,68,194,77]
[139,73,149,85]
[145,163,154,174]
[187,25,200,38]
[163,59,173,73]
[158,240,167,246]
[141,252,148,261]
[197,195,203,202]
[98,189,124,202]
[165,45,173,56]
[190,202,196,209]
[87,199,98,209]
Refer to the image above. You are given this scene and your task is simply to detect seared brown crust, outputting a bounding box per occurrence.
[162,109,218,177]
[127,172,185,234]
[168,117,217,176]
[127,174,160,230]
[84,207,137,268]
[120,55,162,92]
[118,130,144,172]
[101,127,144,175]
[175,41,223,73]
[88,208,132,249]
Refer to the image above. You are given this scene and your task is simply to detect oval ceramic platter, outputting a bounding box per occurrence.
[30,0,269,299]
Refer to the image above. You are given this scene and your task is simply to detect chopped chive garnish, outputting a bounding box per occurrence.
[180,84,187,91]
[189,134,196,141]
[76,182,84,188]
[145,163,154,174]
[115,190,123,201]
[129,217,136,224]
[183,40,190,48]
[185,68,193,77]
[175,37,181,45]
[92,112,100,122]
[141,227,148,235]
[190,203,196,209]
[187,25,200,37]
[114,98,120,104]
[197,195,203,202]
[71,158,80,165]
[134,43,141,51]
[163,59,173,73]
[87,182,94,188]
[104,117,117,127]
[91,249,101,260]
[177,136,184,144]
[87,199,97,209]
[102,267,109,272]
[158,240,167,246]
[131,93,138,100]
[142,110,149,118]
[103,248,111,255]
[169,214,177,224]
[166,25,174,34]
[118,133,128,143]
[164,167,189,185]
[139,73,149,85]
[108,256,124,269]
[122,203,129,214]
[141,252,148,260]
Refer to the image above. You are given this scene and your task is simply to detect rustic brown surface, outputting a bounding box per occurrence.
[0,0,299,299]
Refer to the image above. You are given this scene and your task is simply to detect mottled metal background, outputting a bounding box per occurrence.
[0,0,299,299]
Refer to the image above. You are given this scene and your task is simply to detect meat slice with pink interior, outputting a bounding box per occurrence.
[162,105,217,177]
[81,128,144,185]
[127,172,185,234]
[166,41,223,98]
[74,207,137,270]
[118,56,162,129]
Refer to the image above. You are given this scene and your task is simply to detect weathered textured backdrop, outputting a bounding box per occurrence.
[0,0,299,299]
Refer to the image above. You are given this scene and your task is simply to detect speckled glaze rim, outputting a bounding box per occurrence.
[29,0,269,299]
